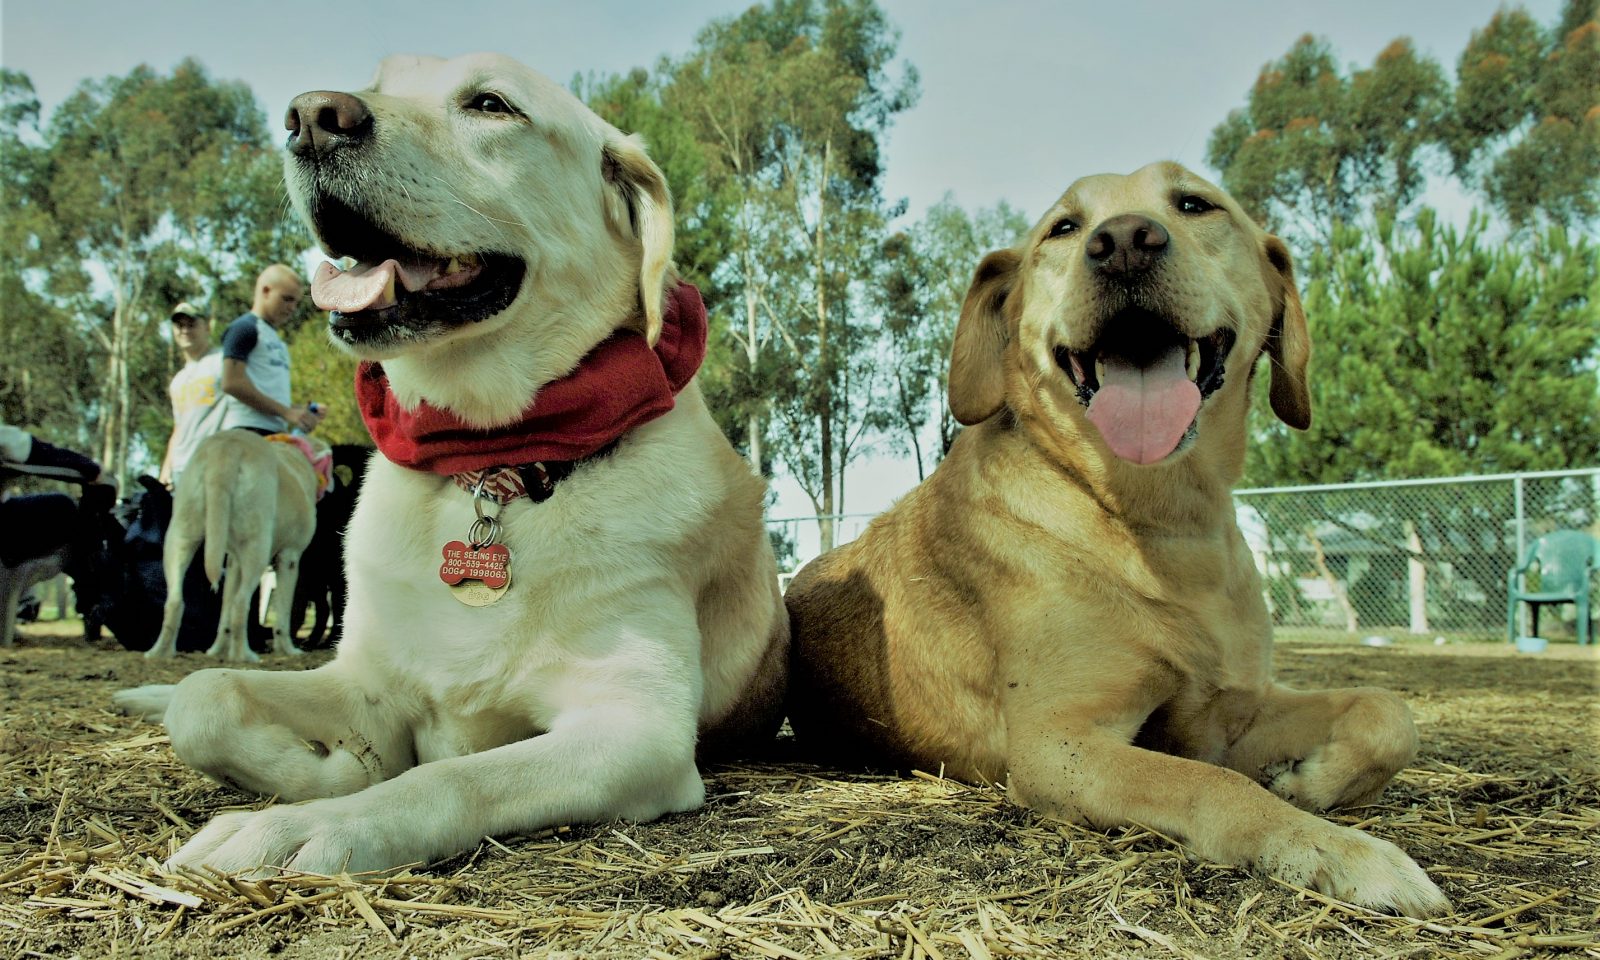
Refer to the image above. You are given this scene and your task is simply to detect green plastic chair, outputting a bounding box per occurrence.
[1506,530,1597,646]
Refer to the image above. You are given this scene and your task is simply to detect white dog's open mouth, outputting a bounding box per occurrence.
[1054,308,1236,466]
[306,195,526,346]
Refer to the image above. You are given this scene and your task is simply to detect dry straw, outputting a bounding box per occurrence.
[3,630,1596,958]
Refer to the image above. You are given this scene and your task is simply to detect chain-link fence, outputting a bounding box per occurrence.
[768,469,1600,637]
[1236,469,1598,637]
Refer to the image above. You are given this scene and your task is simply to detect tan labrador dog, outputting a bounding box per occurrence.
[114,52,787,876]
[146,429,317,662]
[785,162,1450,917]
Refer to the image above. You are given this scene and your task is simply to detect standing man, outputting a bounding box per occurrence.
[218,264,324,436]
[159,301,226,488]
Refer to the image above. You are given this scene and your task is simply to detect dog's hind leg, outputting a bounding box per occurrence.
[162,663,414,802]
[208,550,265,663]
[267,550,305,657]
[1,565,22,647]
[1220,683,1421,812]
[148,526,202,659]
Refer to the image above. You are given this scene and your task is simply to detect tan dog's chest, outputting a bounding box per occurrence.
[993,516,1275,755]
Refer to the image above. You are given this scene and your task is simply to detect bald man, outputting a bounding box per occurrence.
[217,264,324,435]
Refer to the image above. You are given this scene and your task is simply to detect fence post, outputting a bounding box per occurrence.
[1513,475,1526,562]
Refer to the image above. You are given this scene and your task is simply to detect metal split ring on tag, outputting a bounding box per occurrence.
[439,476,513,606]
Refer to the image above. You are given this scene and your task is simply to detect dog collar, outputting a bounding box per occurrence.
[356,282,707,478]
[449,442,618,506]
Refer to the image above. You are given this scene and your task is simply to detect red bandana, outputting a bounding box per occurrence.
[357,282,707,476]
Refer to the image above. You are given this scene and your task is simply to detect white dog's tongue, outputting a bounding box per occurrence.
[312,260,398,313]
[1085,345,1201,465]
[312,258,477,313]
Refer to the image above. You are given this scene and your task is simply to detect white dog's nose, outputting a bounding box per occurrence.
[286,91,373,157]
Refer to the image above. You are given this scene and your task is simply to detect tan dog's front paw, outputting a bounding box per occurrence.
[1260,822,1450,918]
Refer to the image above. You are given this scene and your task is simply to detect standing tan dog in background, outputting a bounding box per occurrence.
[145,430,317,662]
[115,52,787,876]
[785,162,1450,917]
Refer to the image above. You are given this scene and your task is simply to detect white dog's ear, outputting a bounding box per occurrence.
[1262,235,1311,430]
[603,133,674,345]
[948,248,1021,425]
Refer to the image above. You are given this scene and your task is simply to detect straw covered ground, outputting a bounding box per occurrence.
[2,623,1596,959]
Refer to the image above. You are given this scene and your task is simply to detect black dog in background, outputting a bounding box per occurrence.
[290,444,370,649]
[97,476,233,652]
[1,483,119,646]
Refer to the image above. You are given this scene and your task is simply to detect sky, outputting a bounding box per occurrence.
[0,0,1562,539]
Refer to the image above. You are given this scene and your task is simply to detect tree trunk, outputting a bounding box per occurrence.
[744,271,762,474]
[1308,529,1359,634]
[1406,520,1429,634]
[815,139,834,553]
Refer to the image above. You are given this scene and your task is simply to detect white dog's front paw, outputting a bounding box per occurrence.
[168,802,401,877]
[112,684,175,723]
[1261,821,1451,918]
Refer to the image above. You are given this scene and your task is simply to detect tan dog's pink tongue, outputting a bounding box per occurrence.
[312,260,401,313]
[1085,346,1201,465]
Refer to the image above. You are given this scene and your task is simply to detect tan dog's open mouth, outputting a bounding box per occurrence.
[306,194,526,346]
[1054,310,1236,465]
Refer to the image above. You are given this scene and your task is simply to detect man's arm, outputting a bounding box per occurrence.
[220,358,291,421]
[218,316,321,432]
[220,360,321,431]
[159,424,178,485]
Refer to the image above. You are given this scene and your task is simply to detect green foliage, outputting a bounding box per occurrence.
[1211,1,1599,250]
[1206,35,1450,243]
[1,60,304,483]
[286,320,369,447]
[876,196,1026,476]
[1448,0,1600,229]
[584,0,920,531]
[1247,209,1600,486]
[0,70,97,449]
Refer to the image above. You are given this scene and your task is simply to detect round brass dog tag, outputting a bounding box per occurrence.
[449,573,511,607]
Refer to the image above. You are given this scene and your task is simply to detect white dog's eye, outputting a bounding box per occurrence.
[465,92,516,115]
[1047,218,1078,239]
[1178,195,1217,215]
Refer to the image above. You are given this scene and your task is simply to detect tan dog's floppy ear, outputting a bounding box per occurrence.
[1263,236,1311,430]
[948,248,1021,425]
[603,133,674,345]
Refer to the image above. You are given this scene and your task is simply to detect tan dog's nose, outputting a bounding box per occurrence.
[286,91,373,157]
[1085,214,1169,276]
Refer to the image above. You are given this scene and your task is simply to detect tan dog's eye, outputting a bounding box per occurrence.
[1047,218,1078,239]
[465,92,516,115]
[1178,195,1217,215]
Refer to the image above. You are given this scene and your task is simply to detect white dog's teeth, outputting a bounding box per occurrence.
[1094,358,1106,385]
[1186,341,1200,380]
[383,273,396,302]
[443,257,461,274]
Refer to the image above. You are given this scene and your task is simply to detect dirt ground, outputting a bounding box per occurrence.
[1,622,1596,959]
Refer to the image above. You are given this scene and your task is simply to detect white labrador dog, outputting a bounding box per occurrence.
[145,430,318,662]
[114,52,788,876]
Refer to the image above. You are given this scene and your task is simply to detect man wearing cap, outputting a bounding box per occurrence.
[216,264,324,436]
[159,301,226,488]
